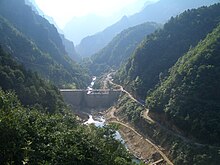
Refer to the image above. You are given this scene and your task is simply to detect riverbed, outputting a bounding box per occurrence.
[84,115,141,164]
[84,115,124,141]
[84,76,141,164]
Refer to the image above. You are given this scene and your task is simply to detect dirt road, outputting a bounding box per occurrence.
[105,107,174,165]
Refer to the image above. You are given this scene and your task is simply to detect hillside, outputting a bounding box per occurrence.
[116,3,220,99]
[24,0,80,61]
[63,0,149,45]
[60,34,81,61]
[76,0,218,57]
[0,47,134,164]
[0,89,135,164]
[147,24,220,145]
[88,22,160,75]
[0,46,65,113]
[0,0,88,87]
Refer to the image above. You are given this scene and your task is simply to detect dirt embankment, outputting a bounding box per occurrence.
[119,125,162,163]
[105,107,171,165]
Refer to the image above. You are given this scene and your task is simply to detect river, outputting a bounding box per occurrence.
[84,115,141,164]
[84,115,124,141]
[84,76,141,164]
[87,76,96,94]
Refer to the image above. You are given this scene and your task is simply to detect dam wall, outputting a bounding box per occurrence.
[60,89,121,109]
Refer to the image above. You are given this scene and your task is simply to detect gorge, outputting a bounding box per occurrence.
[0,0,220,165]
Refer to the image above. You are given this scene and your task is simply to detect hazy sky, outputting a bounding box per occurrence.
[35,0,156,28]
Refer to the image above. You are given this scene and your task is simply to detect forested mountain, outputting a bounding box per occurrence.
[0,1,134,161]
[24,0,80,61]
[0,47,134,164]
[116,3,220,99]
[0,92,133,164]
[76,16,132,58]
[0,90,134,164]
[63,0,148,45]
[0,0,88,87]
[147,24,220,146]
[0,47,65,113]
[60,34,81,61]
[88,22,160,75]
[76,0,218,57]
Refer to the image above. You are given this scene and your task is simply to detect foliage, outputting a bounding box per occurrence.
[116,3,220,99]
[0,89,135,165]
[0,47,65,113]
[114,4,220,163]
[88,22,160,75]
[129,113,220,165]
[0,0,89,87]
[116,95,144,123]
[0,46,134,164]
[147,24,220,145]
[116,96,220,165]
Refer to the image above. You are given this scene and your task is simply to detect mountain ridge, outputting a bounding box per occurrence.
[76,0,219,57]
[147,23,220,146]
[116,3,220,99]
[87,22,161,75]
[0,0,89,87]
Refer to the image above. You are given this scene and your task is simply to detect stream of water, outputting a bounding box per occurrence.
[84,115,105,127]
[84,115,141,164]
[87,76,96,94]
[84,76,140,164]
[84,115,124,141]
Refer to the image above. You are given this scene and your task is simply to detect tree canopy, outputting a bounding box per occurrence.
[147,24,220,145]
[116,3,220,99]
[87,22,160,75]
[0,89,134,165]
[0,0,89,87]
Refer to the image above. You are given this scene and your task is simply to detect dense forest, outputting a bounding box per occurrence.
[114,3,220,164]
[87,22,160,75]
[116,95,220,165]
[1,0,220,164]
[147,24,220,145]
[0,1,137,164]
[0,47,65,113]
[0,43,135,165]
[0,0,89,87]
[0,89,134,164]
[116,3,220,99]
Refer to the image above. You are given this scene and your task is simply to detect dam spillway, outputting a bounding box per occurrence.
[60,89,121,109]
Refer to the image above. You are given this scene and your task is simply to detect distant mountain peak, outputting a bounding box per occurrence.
[75,0,219,58]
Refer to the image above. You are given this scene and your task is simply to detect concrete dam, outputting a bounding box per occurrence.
[60,89,121,109]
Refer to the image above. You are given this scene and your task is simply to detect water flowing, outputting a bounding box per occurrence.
[87,76,96,94]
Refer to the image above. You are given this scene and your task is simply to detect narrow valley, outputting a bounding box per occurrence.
[0,0,220,165]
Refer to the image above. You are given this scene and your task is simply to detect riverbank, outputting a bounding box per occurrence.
[118,123,162,163]
[104,107,168,165]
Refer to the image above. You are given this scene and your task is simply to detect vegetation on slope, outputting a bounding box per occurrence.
[0,89,134,165]
[116,3,220,99]
[76,0,218,58]
[116,95,144,124]
[0,0,89,87]
[147,24,220,145]
[116,95,220,165]
[113,4,220,164]
[87,22,160,75]
[0,47,135,164]
[0,47,65,113]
